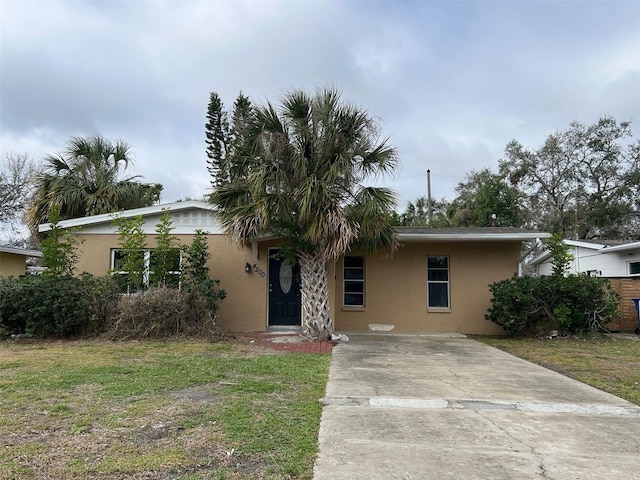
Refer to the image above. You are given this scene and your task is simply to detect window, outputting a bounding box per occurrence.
[344,256,365,307]
[149,250,181,287]
[427,256,449,309]
[111,249,145,293]
[111,249,181,293]
[630,261,640,276]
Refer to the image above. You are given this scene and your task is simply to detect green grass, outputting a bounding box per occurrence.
[0,339,331,479]
[476,334,640,406]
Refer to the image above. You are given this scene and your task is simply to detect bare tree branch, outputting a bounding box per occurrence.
[0,153,36,226]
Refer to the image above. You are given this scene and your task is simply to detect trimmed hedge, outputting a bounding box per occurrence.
[486,274,620,335]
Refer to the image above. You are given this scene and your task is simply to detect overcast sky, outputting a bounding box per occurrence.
[1,0,639,211]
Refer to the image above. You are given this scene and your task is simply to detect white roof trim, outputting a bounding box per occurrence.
[398,232,551,242]
[528,251,552,266]
[600,241,640,253]
[563,239,606,249]
[0,246,43,257]
[528,238,640,266]
[38,200,215,232]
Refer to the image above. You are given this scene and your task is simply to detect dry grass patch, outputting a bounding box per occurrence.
[0,337,330,479]
[477,334,640,406]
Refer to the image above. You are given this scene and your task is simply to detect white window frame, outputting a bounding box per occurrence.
[427,255,450,310]
[148,249,182,287]
[111,249,181,292]
[343,256,365,307]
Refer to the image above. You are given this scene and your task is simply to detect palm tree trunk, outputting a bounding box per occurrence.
[297,250,333,341]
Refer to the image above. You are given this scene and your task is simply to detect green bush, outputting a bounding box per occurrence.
[486,274,620,335]
[181,229,226,321]
[0,274,119,337]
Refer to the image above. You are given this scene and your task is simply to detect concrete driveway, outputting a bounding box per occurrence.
[313,334,640,480]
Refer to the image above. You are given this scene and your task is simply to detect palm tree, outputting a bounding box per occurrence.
[210,88,399,341]
[27,136,162,234]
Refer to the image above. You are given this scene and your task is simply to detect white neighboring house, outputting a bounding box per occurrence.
[529,239,640,332]
[529,239,640,278]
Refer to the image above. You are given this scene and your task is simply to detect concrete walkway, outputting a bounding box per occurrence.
[313,334,640,480]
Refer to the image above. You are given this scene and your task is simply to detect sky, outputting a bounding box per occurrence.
[1,0,639,213]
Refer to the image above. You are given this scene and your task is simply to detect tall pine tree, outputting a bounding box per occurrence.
[205,92,254,188]
[205,92,229,187]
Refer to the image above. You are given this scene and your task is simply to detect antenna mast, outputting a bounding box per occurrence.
[427,169,432,224]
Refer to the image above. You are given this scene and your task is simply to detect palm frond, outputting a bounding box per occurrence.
[210,88,398,259]
[28,136,157,233]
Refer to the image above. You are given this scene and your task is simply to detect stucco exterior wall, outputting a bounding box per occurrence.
[73,233,520,335]
[73,233,268,332]
[0,252,27,278]
[333,241,521,335]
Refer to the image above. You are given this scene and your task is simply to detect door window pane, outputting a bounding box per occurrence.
[279,262,293,294]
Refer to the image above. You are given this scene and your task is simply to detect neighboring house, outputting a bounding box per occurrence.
[38,201,549,335]
[0,246,43,278]
[529,239,640,331]
[529,239,640,278]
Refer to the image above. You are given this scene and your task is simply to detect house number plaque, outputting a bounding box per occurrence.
[252,264,266,278]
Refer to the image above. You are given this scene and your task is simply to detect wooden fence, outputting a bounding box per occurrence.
[608,278,640,332]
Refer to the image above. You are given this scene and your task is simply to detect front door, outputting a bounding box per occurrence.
[268,252,301,326]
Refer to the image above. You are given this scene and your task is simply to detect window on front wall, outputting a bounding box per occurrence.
[630,261,640,276]
[149,250,181,287]
[111,249,145,293]
[344,256,365,307]
[111,249,181,293]
[427,256,449,309]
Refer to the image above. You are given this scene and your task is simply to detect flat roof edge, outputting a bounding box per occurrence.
[398,233,551,242]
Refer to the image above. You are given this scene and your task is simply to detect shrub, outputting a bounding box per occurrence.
[150,212,180,287]
[113,215,146,293]
[107,287,219,340]
[486,274,620,335]
[181,230,226,320]
[484,275,543,333]
[0,274,119,337]
[544,233,574,277]
[41,204,82,276]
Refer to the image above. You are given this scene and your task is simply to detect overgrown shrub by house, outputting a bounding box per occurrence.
[105,228,226,340]
[0,274,119,337]
[486,274,620,335]
[180,229,227,320]
[107,287,220,339]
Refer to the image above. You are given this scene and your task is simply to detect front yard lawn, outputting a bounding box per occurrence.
[477,334,640,406]
[0,338,331,479]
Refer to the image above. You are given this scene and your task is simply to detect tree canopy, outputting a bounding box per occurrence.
[397,169,522,228]
[396,116,638,239]
[27,136,162,235]
[450,168,523,227]
[500,116,639,238]
[0,153,35,237]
